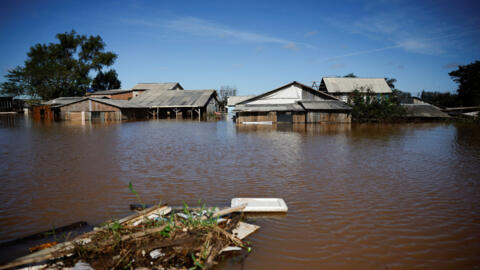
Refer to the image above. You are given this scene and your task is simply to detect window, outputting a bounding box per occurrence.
[91,111,101,119]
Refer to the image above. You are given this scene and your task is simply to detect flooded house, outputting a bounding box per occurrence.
[234,81,352,124]
[400,97,450,120]
[32,97,84,120]
[226,95,256,118]
[0,96,14,112]
[129,82,220,119]
[54,98,148,121]
[0,95,24,113]
[318,77,392,102]
[402,104,450,120]
[34,97,148,121]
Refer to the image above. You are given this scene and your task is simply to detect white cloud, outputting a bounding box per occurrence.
[162,17,314,50]
[325,3,480,57]
[282,42,298,51]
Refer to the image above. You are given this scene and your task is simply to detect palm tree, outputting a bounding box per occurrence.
[385,77,397,90]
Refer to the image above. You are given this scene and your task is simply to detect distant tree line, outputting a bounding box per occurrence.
[0,30,121,100]
[420,61,480,108]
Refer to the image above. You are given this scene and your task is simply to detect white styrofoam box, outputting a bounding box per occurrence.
[231,198,288,212]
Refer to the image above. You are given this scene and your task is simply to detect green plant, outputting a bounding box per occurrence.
[160,225,172,238]
[44,224,58,242]
[128,181,145,209]
[189,253,204,269]
[348,88,406,122]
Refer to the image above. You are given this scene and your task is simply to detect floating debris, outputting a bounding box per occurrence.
[0,203,259,270]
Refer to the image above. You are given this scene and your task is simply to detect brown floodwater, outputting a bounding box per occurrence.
[1,115,480,269]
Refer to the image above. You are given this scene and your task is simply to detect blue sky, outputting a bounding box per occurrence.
[1,0,479,96]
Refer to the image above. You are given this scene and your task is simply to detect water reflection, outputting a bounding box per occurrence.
[236,123,352,135]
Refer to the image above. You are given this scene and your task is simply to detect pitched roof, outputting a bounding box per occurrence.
[299,100,352,111]
[402,104,450,118]
[237,81,339,105]
[227,96,256,106]
[132,82,183,91]
[321,77,392,94]
[234,100,352,112]
[43,97,84,106]
[90,89,132,95]
[48,97,146,109]
[130,90,217,108]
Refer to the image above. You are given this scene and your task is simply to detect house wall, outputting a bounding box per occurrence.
[237,112,276,123]
[336,94,349,103]
[60,99,121,112]
[247,85,326,105]
[89,92,133,100]
[0,97,13,112]
[61,111,123,121]
[132,90,146,98]
[32,105,55,120]
[120,109,149,120]
[59,99,123,121]
[206,96,220,114]
[306,111,351,123]
[237,111,306,123]
[334,93,390,103]
[237,111,350,124]
[293,112,306,123]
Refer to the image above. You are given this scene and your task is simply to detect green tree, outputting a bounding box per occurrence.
[449,61,480,106]
[385,77,397,90]
[92,69,121,90]
[0,30,117,100]
[343,73,357,78]
[348,88,406,122]
[420,90,460,108]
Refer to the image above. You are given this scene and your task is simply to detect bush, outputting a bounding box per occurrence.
[348,88,406,122]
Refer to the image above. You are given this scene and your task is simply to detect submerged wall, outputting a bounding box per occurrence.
[237,111,351,124]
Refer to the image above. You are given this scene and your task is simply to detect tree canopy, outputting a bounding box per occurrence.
[0,30,118,100]
[385,77,397,90]
[449,61,480,106]
[348,88,406,122]
[92,69,121,90]
[343,73,357,78]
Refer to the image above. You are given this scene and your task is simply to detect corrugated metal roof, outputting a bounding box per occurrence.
[89,98,147,109]
[43,97,84,106]
[132,82,183,91]
[237,81,339,105]
[299,100,352,111]
[403,104,450,118]
[130,90,217,108]
[227,96,256,106]
[322,78,392,94]
[234,104,305,112]
[90,89,132,95]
